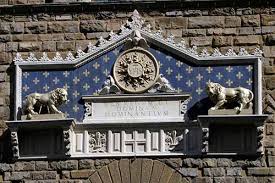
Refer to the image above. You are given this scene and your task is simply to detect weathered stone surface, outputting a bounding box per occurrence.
[64,33,85,40]
[266,77,275,90]
[234,35,261,46]
[49,160,78,170]
[0,164,14,172]
[89,172,102,183]
[14,161,35,171]
[6,42,18,52]
[268,156,275,167]
[0,35,12,42]
[108,161,121,183]
[35,161,48,171]
[98,166,112,183]
[150,161,165,183]
[183,158,202,168]
[266,34,275,45]
[162,158,182,169]
[242,15,260,27]
[203,168,225,177]
[56,41,75,51]
[155,17,172,29]
[80,20,106,32]
[159,165,174,183]
[4,172,31,180]
[25,22,47,34]
[225,16,241,27]
[95,159,111,169]
[190,36,212,46]
[130,159,142,183]
[70,170,94,179]
[96,11,115,20]
[79,159,94,170]
[213,36,233,47]
[48,21,79,33]
[262,15,275,26]
[193,177,213,183]
[10,22,24,33]
[203,159,217,168]
[18,42,42,51]
[179,168,198,177]
[119,159,130,183]
[167,172,182,183]
[171,17,188,29]
[183,29,206,36]
[247,167,275,176]
[217,158,232,167]
[235,177,258,183]
[106,20,122,31]
[188,16,225,28]
[141,159,153,183]
[0,23,11,34]
[226,167,242,176]
[42,41,56,52]
[214,177,235,183]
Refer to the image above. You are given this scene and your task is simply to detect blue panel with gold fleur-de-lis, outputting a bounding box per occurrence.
[22,46,253,121]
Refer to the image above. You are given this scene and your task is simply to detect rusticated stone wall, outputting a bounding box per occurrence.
[0,1,275,182]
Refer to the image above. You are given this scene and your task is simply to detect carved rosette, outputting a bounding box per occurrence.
[180,98,191,116]
[165,130,184,151]
[63,129,71,156]
[89,131,107,153]
[84,102,92,117]
[11,131,19,159]
[113,48,159,93]
[257,126,264,154]
[202,128,209,153]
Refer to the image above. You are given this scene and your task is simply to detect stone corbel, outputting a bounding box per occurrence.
[63,128,72,156]
[256,126,264,154]
[201,128,209,154]
[10,128,19,160]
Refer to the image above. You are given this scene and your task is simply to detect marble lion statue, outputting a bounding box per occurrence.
[23,88,68,119]
[206,82,253,113]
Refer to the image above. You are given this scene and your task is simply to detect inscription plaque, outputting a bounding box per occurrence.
[82,94,190,123]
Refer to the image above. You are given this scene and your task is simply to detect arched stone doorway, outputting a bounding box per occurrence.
[88,159,185,183]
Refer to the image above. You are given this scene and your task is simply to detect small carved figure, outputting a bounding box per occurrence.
[206,82,253,113]
[23,88,68,119]
[148,74,176,93]
[98,75,120,95]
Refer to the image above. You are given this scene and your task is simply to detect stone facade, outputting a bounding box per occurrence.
[0,1,275,182]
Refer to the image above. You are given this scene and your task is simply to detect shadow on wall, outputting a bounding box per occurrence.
[0,129,11,162]
[187,97,213,120]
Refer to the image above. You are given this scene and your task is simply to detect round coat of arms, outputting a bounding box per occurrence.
[113,48,159,93]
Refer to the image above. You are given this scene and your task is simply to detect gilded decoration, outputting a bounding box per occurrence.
[113,48,159,93]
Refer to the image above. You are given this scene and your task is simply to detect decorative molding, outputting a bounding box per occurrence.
[63,129,71,156]
[84,102,92,117]
[89,131,107,153]
[10,130,19,159]
[256,126,264,154]
[202,127,209,154]
[165,130,184,151]
[13,10,262,66]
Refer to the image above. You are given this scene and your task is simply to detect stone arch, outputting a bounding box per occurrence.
[87,159,185,183]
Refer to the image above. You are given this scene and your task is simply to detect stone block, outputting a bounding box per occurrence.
[80,20,106,32]
[31,171,44,180]
[247,167,275,176]
[56,14,72,21]
[207,28,223,35]
[119,159,130,183]
[188,16,225,28]
[235,177,258,183]
[184,29,206,36]
[49,160,78,170]
[268,156,275,167]
[238,27,254,35]
[226,167,242,176]
[217,158,232,167]
[10,22,24,33]
[70,170,94,179]
[171,17,188,29]
[35,161,48,171]
[266,123,275,135]
[89,172,102,183]
[183,158,202,168]
[98,166,112,183]
[108,161,121,183]
[159,165,174,183]
[223,28,237,35]
[162,158,182,169]
[94,159,111,169]
[203,159,217,167]
[56,41,75,51]
[242,15,260,27]
[155,17,172,29]
[96,11,115,20]
[179,168,198,177]
[14,161,35,171]
[150,161,165,182]
[203,168,225,177]
[21,113,65,120]
[6,42,18,52]
[193,177,213,183]
[0,35,12,42]
[266,77,275,90]
[18,42,42,51]
[190,36,212,46]
[79,159,94,170]
[225,16,241,27]
[0,23,10,34]
[214,177,234,183]
[64,33,85,40]
[167,172,182,183]
[4,172,31,180]
[48,21,79,33]
[0,163,14,172]
[213,36,233,47]
[262,26,275,34]
[23,34,38,41]
[42,41,56,52]
[262,15,275,26]
[106,20,122,31]
[234,35,261,46]
[25,22,47,34]
[61,171,70,179]
[130,159,142,183]
[266,34,275,45]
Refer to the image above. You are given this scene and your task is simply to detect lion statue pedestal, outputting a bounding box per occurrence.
[208,107,253,115]
[21,113,66,120]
